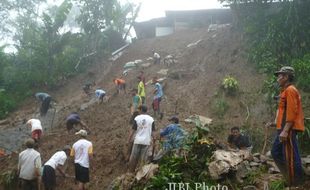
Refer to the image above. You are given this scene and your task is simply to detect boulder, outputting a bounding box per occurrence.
[208,150,250,180]
[135,163,159,181]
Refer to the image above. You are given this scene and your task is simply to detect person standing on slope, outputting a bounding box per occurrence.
[152,77,164,119]
[266,66,304,187]
[137,76,146,104]
[71,130,93,190]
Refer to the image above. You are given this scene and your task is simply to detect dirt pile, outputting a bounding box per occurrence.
[0,25,271,189]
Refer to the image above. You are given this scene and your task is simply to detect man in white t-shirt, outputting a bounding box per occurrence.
[18,138,42,190]
[42,145,71,190]
[26,119,43,142]
[70,130,93,190]
[152,50,161,64]
[127,105,155,172]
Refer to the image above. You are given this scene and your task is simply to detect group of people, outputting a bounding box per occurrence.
[127,104,186,173]
[23,92,93,190]
[21,64,305,188]
[18,129,92,190]
[223,66,305,187]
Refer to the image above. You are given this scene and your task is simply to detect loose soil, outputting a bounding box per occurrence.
[1,25,306,189]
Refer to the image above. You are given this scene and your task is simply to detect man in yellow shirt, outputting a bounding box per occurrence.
[137,76,145,104]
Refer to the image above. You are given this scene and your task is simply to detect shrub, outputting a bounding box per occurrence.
[213,97,229,118]
[222,76,238,95]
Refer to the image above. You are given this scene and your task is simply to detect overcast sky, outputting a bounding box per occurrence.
[48,0,225,22]
[126,0,226,21]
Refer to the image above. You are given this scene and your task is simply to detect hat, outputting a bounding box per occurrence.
[63,145,71,151]
[168,116,179,124]
[75,129,87,137]
[274,66,295,76]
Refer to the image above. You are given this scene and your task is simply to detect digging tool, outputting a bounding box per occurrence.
[261,123,268,155]
[50,107,56,129]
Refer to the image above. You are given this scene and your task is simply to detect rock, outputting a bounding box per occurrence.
[157,69,169,75]
[146,57,153,61]
[265,151,271,158]
[259,155,268,163]
[301,157,310,164]
[250,162,260,167]
[135,163,159,181]
[108,173,135,190]
[134,59,143,64]
[208,150,250,180]
[253,153,260,157]
[141,62,151,68]
[243,185,257,190]
[268,167,280,174]
[302,164,310,176]
[208,160,231,180]
[253,156,260,163]
[236,162,250,180]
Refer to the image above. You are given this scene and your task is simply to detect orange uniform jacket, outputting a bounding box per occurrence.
[276,85,304,131]
[114,79,125,85]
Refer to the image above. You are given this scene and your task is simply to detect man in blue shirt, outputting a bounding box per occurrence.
[35,92,52,116]
[153,116,186,161]
[152,78,163,119]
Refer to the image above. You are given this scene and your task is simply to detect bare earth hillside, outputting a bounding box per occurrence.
[0,25,277,189]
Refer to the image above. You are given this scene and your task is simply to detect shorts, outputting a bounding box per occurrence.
[20,179,38,190]
[31,129,42,140]
[66,119,79,131]
[42,165,56,188]
[152,97,162,111]
[75,163,90,183]
[118,83,126,90]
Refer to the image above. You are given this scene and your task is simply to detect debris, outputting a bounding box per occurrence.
[208,149,250,180]
[124,61,138,69]
[185,115,212,128]
[123,68,133,76]
[146,57,153,61]
[157,69,169,75]
[0,119,9,125]
[208,24,218,32]
[135,163,159,181]
[140,62,152,68]
[108,173,135,190]
[187,39,202,48]
[163,55,177,67]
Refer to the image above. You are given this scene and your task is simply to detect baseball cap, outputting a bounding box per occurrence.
[168,116,179,124]
[75,129,87,137]
[274,66,295,77]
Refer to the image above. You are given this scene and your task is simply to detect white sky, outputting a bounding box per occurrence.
[48,0,225,22]
[127,0,225,21]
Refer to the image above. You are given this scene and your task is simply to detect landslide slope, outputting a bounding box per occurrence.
[0,25,269,189]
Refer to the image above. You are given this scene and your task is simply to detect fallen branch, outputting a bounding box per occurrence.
[240,101,250,121]
[75,52,96,71]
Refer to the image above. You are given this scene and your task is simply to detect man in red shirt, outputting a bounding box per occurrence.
[114,78,126,94]
[266,66,304,186]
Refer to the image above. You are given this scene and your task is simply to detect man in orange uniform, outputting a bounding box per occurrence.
[267,66,304,187]
[114,78,126,94]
